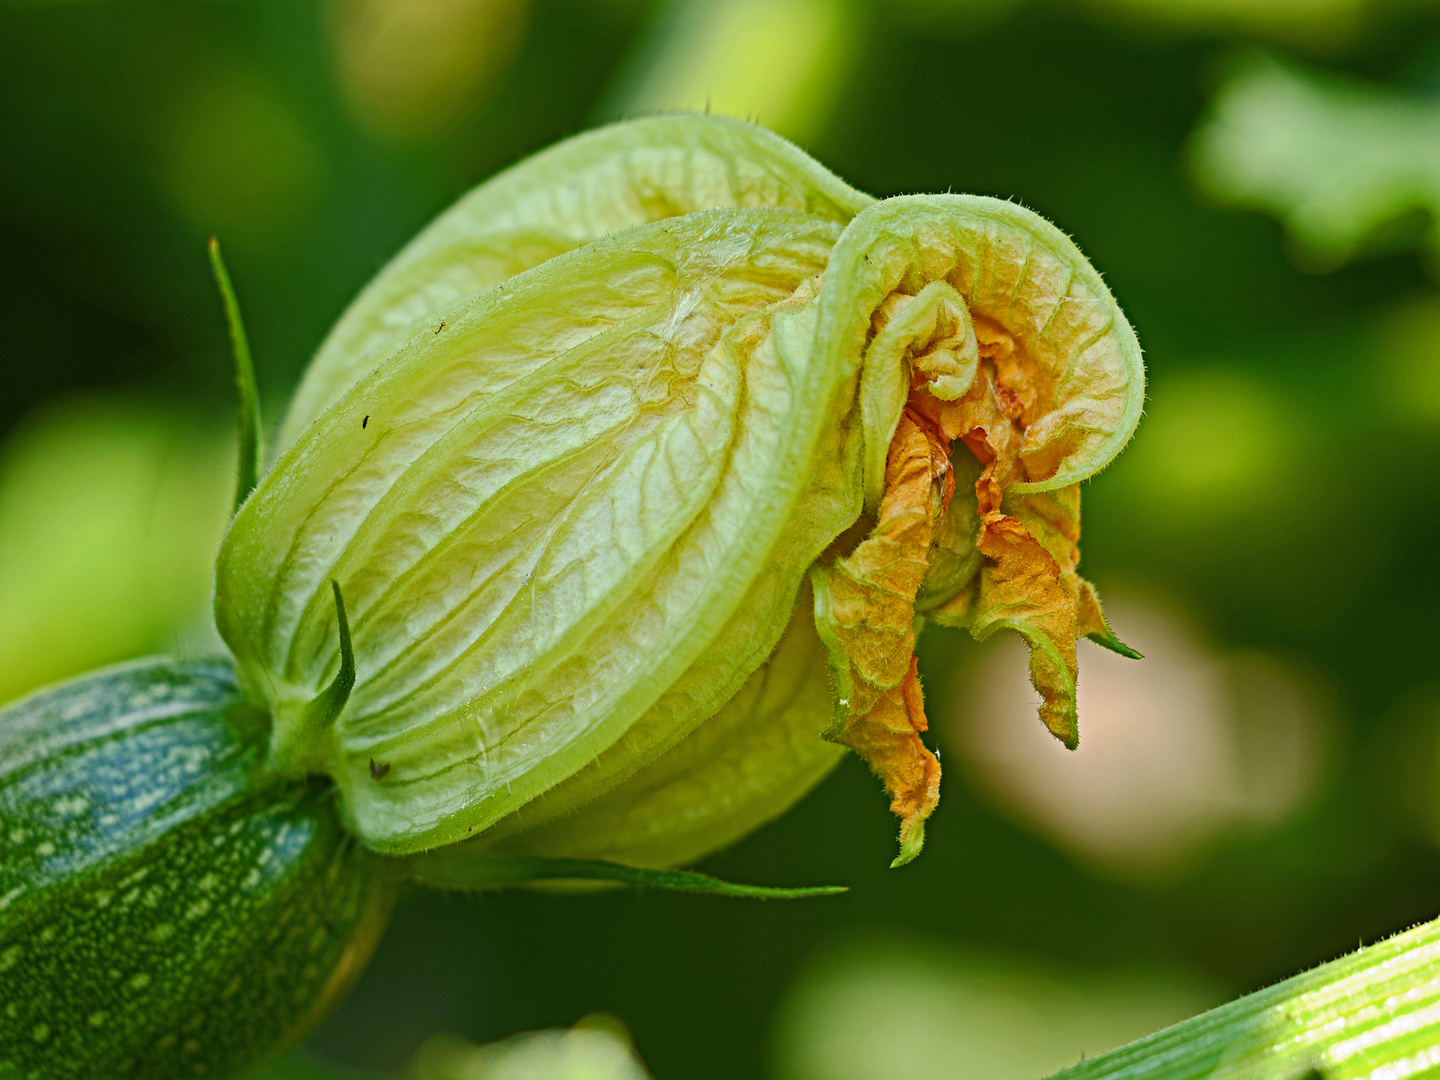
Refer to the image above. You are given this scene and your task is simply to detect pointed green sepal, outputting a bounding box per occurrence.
[269,580,354,778]
[890,822,926,869]
[1078,578,1144,660]
[208,236,263,513]
[406,852,846,900]
[1085,629,1144,660]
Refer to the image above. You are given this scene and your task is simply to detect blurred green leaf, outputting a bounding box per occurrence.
[772,935,1218,1080]
[0,398,230,705]
[1083,0,1419,44]
[409,1019,651,1080]
[1101,367,1306,530]
[598,0,859,142]
[1191,52,1440,271]
[258,1020,651,1080]
[256,1054,385,1080]
[163,67,324,249]
[329,0,530,142]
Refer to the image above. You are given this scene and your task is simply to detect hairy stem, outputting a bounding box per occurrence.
[1049,913,1440,1080]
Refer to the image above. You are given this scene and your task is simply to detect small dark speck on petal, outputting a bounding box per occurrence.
[362,416,369,429]
[369,759,390,780]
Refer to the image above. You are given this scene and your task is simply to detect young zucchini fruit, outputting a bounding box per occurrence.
[0,658,396,1080]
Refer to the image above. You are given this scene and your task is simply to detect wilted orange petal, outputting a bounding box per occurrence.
[812,412,947,866]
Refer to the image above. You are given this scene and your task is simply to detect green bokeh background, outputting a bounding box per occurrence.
[6,1,1440,1077]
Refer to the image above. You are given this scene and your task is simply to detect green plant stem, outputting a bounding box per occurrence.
[1049,913,1440,1080]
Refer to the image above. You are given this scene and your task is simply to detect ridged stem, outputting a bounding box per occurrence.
[1049,913,1440,1080]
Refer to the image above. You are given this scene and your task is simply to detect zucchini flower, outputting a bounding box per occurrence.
[214,116,1143,871]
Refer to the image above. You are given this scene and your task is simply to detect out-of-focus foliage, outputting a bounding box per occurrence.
[258,1019,650,1080]
[164,67,326,248]
[599,0,858,141]
[878,0,1440,42]
[409,1019,651,1080]
[256,1058,377,1080]
[1083,0,1440,44]
[8,0,1440,1078]
[0,399,229,705]
[328,0,531,141]
[1102,368,1305,527]
[771,935,1217,1080]
[1374,296,1440,421]
[1191,51,1440,268]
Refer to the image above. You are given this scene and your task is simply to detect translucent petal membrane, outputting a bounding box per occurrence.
[475,597,845,869]
[218,209,862,853]
[217,172,1143,860]
[278,115,873,453]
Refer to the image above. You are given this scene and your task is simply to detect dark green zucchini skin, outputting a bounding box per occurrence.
[0,657,396,1080]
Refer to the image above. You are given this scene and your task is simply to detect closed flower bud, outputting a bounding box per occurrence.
[214,116,1143,870]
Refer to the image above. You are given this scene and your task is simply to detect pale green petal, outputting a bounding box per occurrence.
[217,208,860,853]
[279,114,873,452]
[858,278,979,513]
[819,195,1145,494]
[223,164,1143,862]
[469,598,844,869]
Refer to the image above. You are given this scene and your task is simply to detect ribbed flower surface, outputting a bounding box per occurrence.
[215,117,1144,866]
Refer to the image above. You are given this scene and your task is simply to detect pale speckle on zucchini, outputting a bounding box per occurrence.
[0,658,395,1080]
